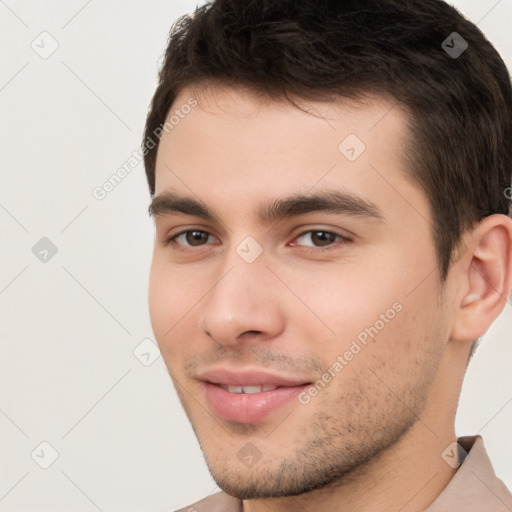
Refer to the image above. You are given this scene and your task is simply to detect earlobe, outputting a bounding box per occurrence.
[450,215,512,343]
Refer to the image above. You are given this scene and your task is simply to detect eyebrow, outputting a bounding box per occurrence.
[148,189,385,224]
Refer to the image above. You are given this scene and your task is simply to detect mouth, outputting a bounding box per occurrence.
[218,384,280,393]
[198,368,313,424]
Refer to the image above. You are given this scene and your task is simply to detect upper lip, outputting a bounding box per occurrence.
[197,367,312,387]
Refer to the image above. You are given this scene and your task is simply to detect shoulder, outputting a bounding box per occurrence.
[173,491,242,512]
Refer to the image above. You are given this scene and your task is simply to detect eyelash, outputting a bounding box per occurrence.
[164,229,351,253]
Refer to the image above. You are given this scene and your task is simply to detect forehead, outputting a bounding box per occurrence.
[153,83,426,224]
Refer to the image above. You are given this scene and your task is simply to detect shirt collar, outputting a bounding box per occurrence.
[425,435,512,511]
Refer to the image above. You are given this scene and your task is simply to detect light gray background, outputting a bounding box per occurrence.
[0,1,510,510]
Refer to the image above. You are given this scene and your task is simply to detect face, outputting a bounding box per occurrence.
[148,85,452,498]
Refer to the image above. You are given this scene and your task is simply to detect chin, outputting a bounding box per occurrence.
[203,452,355,500]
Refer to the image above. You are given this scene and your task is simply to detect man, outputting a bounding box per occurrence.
[143,0,512,510]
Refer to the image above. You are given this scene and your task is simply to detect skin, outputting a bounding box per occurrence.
[148,84,512,511]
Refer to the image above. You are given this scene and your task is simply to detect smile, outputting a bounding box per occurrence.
[219,384,279,393]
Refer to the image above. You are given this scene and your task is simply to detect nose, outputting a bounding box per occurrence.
[198,254,285,347]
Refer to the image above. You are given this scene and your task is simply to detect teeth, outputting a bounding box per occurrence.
[223,385,279,394]
[239,386,260,394]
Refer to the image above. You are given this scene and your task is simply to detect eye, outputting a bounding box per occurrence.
[167,229,219,248]
[164,228,350,252]
[290,230,350,250]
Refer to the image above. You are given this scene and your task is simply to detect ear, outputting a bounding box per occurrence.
[450,214,512,342]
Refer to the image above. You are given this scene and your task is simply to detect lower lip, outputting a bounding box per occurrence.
[203,382,309,424]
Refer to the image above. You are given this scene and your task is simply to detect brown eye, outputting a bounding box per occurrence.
[168,230,218,247]
[310,231,338,246]
[185,230,209,246]
[292,230,344,248]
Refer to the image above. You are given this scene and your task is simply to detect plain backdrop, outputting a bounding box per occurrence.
[0,1,510,510]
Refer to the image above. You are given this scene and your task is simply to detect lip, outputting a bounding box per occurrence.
[197,367,311,387]
[198,367,312,424]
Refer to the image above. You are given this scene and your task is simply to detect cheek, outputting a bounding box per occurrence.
[283,258,406,343]
[315,296,443,421]
[148,258,169,339]
[148,257,199,346]
[289,252,442,367]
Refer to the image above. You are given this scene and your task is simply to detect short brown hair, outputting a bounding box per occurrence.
[142,0,512,281]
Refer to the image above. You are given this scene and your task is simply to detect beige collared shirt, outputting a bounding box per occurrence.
[174,436,512,511]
